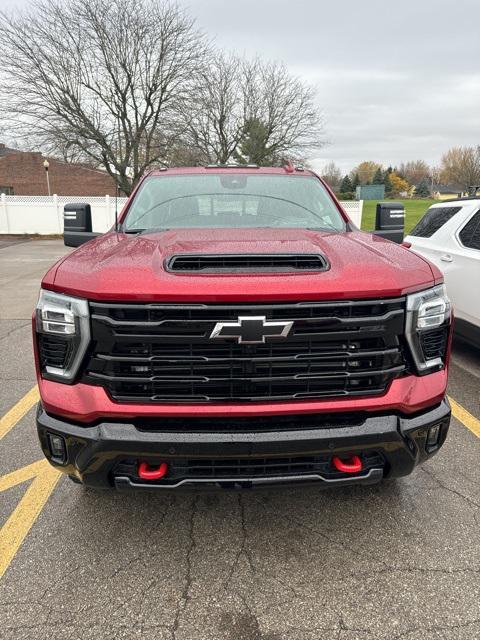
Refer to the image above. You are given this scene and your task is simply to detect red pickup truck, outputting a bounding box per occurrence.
[34,166,452,490]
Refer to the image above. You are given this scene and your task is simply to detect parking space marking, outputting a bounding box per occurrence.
[0,388,477,581]
[449,397,480,438]
[0,459,61,579]
[0,386,39,441]
[0,385,60,580]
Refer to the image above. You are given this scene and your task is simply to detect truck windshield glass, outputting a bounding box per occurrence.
[123,174,347,232]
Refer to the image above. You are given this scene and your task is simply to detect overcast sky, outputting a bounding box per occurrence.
[3,0,480,174]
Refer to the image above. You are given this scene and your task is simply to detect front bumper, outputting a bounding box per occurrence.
[36,399,451,490]
[37,370,449,422]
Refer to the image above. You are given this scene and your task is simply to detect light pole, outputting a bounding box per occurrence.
[43,159,51,196]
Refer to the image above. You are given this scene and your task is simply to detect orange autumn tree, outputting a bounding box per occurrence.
[388,172,410,196]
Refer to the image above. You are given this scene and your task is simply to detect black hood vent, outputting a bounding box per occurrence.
[166,253,330,273]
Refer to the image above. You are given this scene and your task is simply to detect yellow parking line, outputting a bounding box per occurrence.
[0,385,61,580]
[0,388,476,581]
[449,396,480,438]
[0,386,39,441]
[0,459,61,579]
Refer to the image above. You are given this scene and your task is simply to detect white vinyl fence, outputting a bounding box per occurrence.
[0,194,128,235]
[0,194,363,235]
[340,201,363,227]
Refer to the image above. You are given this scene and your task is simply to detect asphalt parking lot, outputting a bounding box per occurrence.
[1,239,479,640]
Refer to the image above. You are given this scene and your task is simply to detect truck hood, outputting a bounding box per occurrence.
[45,228,439,302]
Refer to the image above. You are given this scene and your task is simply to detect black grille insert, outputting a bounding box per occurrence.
[114,452,385,484]
[166,253,329,273]
[85,299,408,403]
[420,327,448,361]
[38,335,74,369]
[129,412,367,432]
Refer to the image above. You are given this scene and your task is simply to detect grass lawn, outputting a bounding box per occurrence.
[360,199,435,234]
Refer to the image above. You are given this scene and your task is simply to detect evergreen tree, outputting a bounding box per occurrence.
[384,171,392,195]
[415,178,431,198]
[372,167,384,184]
[351,173,360,191]
[233,118,273,165]
[340,175,353,192]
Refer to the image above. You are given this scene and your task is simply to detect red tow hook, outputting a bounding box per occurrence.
[332,455,362,474]
[138,461,168,481]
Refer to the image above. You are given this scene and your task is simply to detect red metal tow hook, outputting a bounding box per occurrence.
[332,455,362,474]
[138,462,168,480]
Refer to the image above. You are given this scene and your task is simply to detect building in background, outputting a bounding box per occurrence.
[355,184,385,201]
[0,144,117,196]
[431,184,467,200]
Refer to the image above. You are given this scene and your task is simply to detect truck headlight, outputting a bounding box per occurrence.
[405,285,451,374]
[35,289,90,382]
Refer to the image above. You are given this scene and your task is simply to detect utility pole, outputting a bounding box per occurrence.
[42,159,51,196]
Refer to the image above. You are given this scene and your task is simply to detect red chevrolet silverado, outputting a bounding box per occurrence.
[34,166,452,490]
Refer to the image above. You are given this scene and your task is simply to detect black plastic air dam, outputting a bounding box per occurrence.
[36,400,451,490]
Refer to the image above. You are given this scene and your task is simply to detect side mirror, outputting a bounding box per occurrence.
[63,203,101,247]
[372,202,405,243]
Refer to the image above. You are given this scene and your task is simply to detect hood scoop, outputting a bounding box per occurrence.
[166,253,330,273]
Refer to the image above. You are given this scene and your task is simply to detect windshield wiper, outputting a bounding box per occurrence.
[123,228,170,235]
[307,225,341,233]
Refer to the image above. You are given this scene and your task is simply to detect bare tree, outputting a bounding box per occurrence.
[182,56,325,165]
[178,54,244,164]
[248,60,325,164]
[321,162,342,191]
[0,0,208,194]
[440,146,480,190]
[398,160,431,186]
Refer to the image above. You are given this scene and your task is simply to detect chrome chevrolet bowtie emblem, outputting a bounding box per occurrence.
[210,316,293,344]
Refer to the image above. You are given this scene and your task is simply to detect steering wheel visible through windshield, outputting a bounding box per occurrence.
[123,173,347,233]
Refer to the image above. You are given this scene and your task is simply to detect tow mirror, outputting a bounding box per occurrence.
[371,202,405,243]
[63,203,101,247]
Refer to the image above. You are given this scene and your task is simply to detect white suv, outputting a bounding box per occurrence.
[404,198,480,346]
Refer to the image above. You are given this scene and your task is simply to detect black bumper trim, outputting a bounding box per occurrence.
[114,468,384,490]
[36,399,451,489]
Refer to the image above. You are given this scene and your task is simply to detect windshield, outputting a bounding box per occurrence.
[123,174,347,232]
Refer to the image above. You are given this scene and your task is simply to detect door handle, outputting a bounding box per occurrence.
[440,254,453,263]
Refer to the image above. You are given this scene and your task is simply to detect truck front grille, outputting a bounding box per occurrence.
[84,299,408,403]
